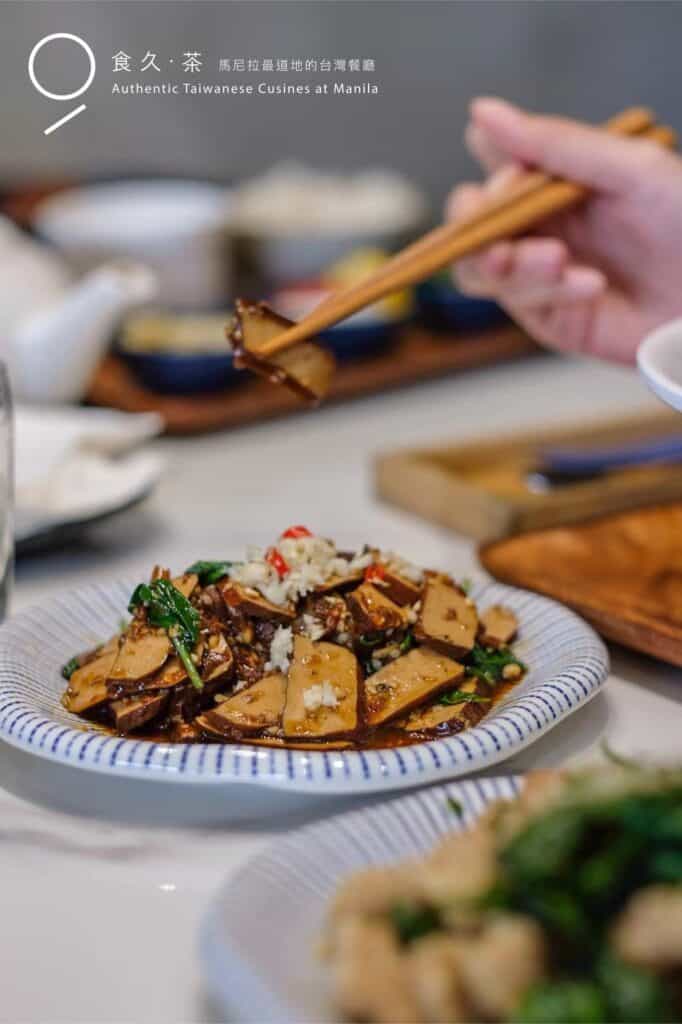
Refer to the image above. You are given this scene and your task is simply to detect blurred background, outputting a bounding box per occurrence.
[3,1,682,201]
[0,0,680,565]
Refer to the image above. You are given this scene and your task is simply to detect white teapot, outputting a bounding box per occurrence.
[0,215,156,403]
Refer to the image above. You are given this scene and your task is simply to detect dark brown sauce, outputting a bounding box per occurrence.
[81,674,524,750]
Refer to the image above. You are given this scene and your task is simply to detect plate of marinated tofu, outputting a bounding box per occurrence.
[0,530,608,791]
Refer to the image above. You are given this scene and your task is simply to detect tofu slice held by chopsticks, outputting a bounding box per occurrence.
[227,300,336,403]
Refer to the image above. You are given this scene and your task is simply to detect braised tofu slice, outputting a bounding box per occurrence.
[202,633,234,683]
[198,673,286,738]
[347,583,406,635]
[401,676,491,736]
[365,646,465,727]
[283,636,360,740]
[415,578,478,658]
[379,569,422,606]
[111,654,189,696]
[219,581,295,623]
[63,642,120,714]
[111,691,168,733]
[108,628,171,684]
[478,605,518,648]
[230,300,336,403]
[314,571,364,596]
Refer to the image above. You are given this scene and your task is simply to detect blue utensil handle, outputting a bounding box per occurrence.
[540,435,682,475]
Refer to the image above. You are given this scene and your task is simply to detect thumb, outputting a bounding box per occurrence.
[469,97,657,193]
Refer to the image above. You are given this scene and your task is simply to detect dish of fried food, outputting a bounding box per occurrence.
[322,767,682,1023]
[61,528,524,748]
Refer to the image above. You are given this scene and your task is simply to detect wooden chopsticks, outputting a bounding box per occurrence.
[255,108,676,359]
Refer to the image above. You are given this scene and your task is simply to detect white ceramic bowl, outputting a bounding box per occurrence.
[638,317,682,411]
[201,776,522,1022]
[33,179,231,310]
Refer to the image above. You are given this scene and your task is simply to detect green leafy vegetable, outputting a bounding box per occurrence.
[358,632,383,648]
[185,560,234,585]
[399,631,414,654]
[514,981,606,1023]
[129,578,203,691]
[466,643,525,686]
[438,689,491,706]
[61,656,79,681]
[389,902,441,945]
[597,953,672,1023]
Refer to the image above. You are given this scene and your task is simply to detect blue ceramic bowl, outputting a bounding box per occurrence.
[117,346,240,395]
[417,278,507,333]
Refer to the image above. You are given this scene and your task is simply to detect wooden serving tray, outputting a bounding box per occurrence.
[480,503,682,667]
[375,410,682,542]
[86,324,538,434]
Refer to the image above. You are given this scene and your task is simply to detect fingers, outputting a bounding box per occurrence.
[467,96,668,193]
[455,237,606,310]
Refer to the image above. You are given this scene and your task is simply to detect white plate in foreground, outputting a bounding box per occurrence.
[0,579,607,792]
[200,776,521,1022]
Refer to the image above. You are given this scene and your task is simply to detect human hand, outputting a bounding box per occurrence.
[448,98,682,364]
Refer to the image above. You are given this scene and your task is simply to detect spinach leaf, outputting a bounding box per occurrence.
[446,796,463,815]
[185,560,234,585]
[389,902,441,945]
[466,643,525,685]
[357,632,383,648]
[597,954,673,1023]
[399,630,414,654]
[438,690,491,706]
[61,656,79,680]
[129,578,203,691]
[514,981,606,1023]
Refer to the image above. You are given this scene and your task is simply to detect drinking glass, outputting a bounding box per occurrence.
[0,364,14,620]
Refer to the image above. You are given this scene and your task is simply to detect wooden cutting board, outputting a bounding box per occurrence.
[480,503,682,667]
[375,410,682,541]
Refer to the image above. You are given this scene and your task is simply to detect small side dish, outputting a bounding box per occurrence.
[60,530,524,748]
[322,767,682,1024]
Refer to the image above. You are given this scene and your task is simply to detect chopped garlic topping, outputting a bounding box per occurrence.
[381,550,424,584]
[265,625,293,673]
[303,680,340,713]
[301,613,326,642]
[230,535,373,607]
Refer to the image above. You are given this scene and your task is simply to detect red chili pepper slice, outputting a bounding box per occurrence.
[266,547,290,578]
[364,563,386,583]
[281,525,313,539]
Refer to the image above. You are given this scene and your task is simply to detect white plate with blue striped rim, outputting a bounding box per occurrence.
[200,775,522,1022]
[0,577,608,792]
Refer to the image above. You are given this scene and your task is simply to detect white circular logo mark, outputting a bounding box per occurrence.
[28,33,95,134]
[28,33,96,101]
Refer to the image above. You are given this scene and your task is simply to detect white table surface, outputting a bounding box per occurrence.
[3,353,682,1023]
